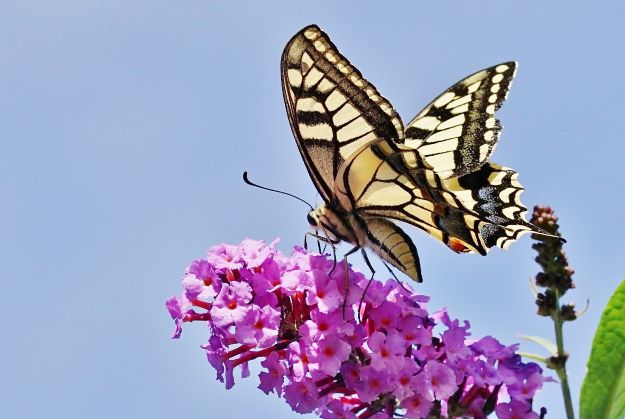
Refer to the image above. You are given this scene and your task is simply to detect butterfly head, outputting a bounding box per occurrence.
[308,204,331,230]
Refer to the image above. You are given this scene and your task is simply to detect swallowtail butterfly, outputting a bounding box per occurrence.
[282,25,555,282]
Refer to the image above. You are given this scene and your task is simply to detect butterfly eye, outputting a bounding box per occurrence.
[307,212,318,227]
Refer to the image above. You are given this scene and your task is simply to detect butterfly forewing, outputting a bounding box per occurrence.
[281,25,404,201]
[404,62,517,179]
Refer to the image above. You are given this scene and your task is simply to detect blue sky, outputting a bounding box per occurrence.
[2,1,624,418]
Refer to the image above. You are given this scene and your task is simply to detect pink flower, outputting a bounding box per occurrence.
[321,400,358,419]
[415,361,458,401]
[237,238,278,268]
[209,281,252,326]
[258,352,286,396]
[235,305,279,347]
[356,365,393,403]
[400,393,433,418]
[368,301,402,330]
[165,295,189,339]
[340,361,363,390]
[248,270,278,307]
[393,358,419,399]
[300,309,349,342]
[286,341,312,381]
[507,371,544,400]
[495,400,540,419]
[187,260,222,298]
[310,335,351,376]
[472,336,516,361]
[284,377,319,414]
[397,315,432,346]
[440,313,473,363]
[202,334,227,383]
[206,243,242,270]
[307,272,342,313]
[368,330,406,372]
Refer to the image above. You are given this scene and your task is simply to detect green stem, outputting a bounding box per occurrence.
[552,288,575,419]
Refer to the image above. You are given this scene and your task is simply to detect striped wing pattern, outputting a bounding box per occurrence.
[440,164,537,250]
[336,140,548,255]
[404,62,517,179]
[281,25,404,201]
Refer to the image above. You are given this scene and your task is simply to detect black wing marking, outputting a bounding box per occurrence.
[281,24,404,201]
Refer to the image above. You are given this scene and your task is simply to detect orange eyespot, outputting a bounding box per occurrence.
[448,238,469,253]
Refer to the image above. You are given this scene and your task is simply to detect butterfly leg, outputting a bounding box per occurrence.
[381,261,411,293]
[357,249,378,322]
[304,232,333,254]
[339,245,362,318]
[303,230,324,254]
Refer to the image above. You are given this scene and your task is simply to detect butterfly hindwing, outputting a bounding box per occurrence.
[281,25,404,201]
[441,162,542,250]
[335,140,550,255]
[403,62,517,179]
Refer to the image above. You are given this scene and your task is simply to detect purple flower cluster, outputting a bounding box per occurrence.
[166,239,546,418]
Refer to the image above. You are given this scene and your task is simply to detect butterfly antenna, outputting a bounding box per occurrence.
[243,171,314,212]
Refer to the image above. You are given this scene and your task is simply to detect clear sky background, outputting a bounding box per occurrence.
[2,1,624,418]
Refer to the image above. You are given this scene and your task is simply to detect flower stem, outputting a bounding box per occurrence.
[529,206,578,419]
[552,288,575,419]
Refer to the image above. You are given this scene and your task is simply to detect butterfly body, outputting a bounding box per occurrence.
[307,203,358,245]
[282,25,555,283]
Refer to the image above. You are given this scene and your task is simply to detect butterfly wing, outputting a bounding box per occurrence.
[281,24,404,201]
[403,62,517,179]
[335,140,554,256]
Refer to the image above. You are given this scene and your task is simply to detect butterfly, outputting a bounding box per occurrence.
[281,24,556,282]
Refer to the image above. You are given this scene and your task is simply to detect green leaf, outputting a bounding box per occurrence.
[580,279,625,419]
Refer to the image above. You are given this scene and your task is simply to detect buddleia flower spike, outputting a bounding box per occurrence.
[166,239,548,417]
